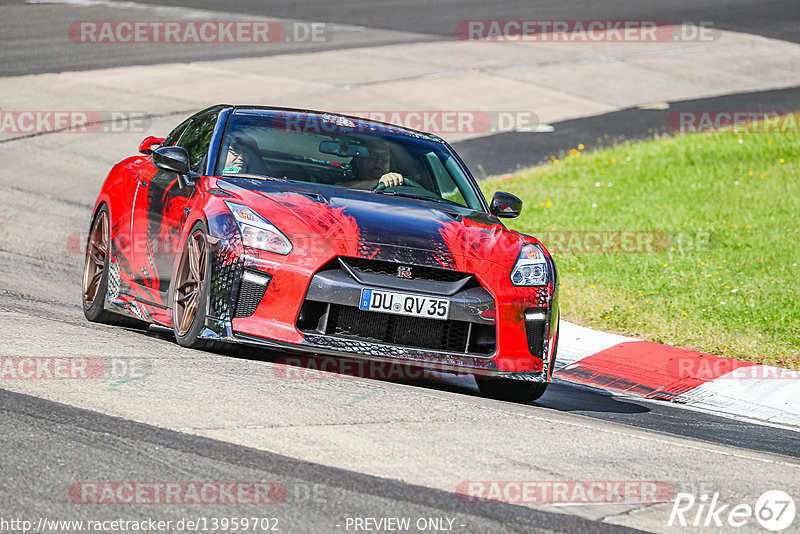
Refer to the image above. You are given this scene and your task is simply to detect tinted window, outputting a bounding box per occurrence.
[215,111,485,211]
[177,112,219,173]
[162,118,190,148]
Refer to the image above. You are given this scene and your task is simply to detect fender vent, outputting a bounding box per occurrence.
[524,308,548,359]
[234,270,271,318]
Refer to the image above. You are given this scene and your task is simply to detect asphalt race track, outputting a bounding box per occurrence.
[2,0,798,76]
[1,389,637,534]
[1,1,799,532]
[455,85,800,175]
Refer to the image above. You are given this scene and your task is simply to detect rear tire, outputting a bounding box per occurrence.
[476,378,548,403]
[82,206,148,328]
[171,221,227,351]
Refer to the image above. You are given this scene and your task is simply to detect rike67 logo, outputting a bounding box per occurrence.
[669,490,796,531]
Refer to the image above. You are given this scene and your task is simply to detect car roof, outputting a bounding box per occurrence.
[227,105,446,143]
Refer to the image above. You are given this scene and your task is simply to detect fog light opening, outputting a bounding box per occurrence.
[242,270,271,286]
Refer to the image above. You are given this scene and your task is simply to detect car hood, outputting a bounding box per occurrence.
[218,179,527,271]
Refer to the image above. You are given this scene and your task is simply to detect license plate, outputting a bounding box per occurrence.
[359,289,450,320]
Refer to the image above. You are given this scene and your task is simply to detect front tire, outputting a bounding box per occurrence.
[476,378,548,403]
[82,206,147,328]
[171,221,226,351]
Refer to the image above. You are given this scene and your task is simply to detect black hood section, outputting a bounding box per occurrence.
[220,178,507,270]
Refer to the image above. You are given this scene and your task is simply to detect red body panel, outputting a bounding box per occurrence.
[93,142,558,377]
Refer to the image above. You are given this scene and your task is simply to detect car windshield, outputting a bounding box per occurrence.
[215,110,485,211]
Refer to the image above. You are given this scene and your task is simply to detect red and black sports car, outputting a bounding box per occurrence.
[82,105,559,402]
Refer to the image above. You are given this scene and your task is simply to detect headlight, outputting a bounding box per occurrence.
[224,201,292,255]
[510,243,548,286]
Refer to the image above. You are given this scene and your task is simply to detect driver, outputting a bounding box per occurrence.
[339,139,404,189]
[221,131,270,175]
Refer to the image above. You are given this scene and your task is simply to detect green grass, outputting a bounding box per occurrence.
[480,126,800,368]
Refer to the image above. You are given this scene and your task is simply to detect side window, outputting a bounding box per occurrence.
[426,152,467,207]
[162,118,190,148]
[176,112,219,174]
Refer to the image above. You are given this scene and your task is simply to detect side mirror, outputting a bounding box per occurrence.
[139,136,165,155]
[153,146,190,175]
[489,191,523,218]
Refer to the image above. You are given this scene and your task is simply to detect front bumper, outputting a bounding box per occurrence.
[199,316,550,381]
[200,253,559,381]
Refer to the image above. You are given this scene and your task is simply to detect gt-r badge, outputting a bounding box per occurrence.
[397,266,412,279]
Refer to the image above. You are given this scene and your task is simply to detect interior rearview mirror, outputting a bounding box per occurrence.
[319,140,369,158]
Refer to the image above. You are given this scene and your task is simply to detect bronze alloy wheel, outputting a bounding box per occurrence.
[174,229,207,336]
[83,210,108,307]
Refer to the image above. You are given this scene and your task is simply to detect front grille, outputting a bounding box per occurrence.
[326,304,477,353]
[340,257,470,283]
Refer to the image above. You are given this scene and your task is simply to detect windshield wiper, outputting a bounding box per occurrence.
[221,172,293,182]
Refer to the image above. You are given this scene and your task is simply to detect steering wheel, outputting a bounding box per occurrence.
[372,176,423,192]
